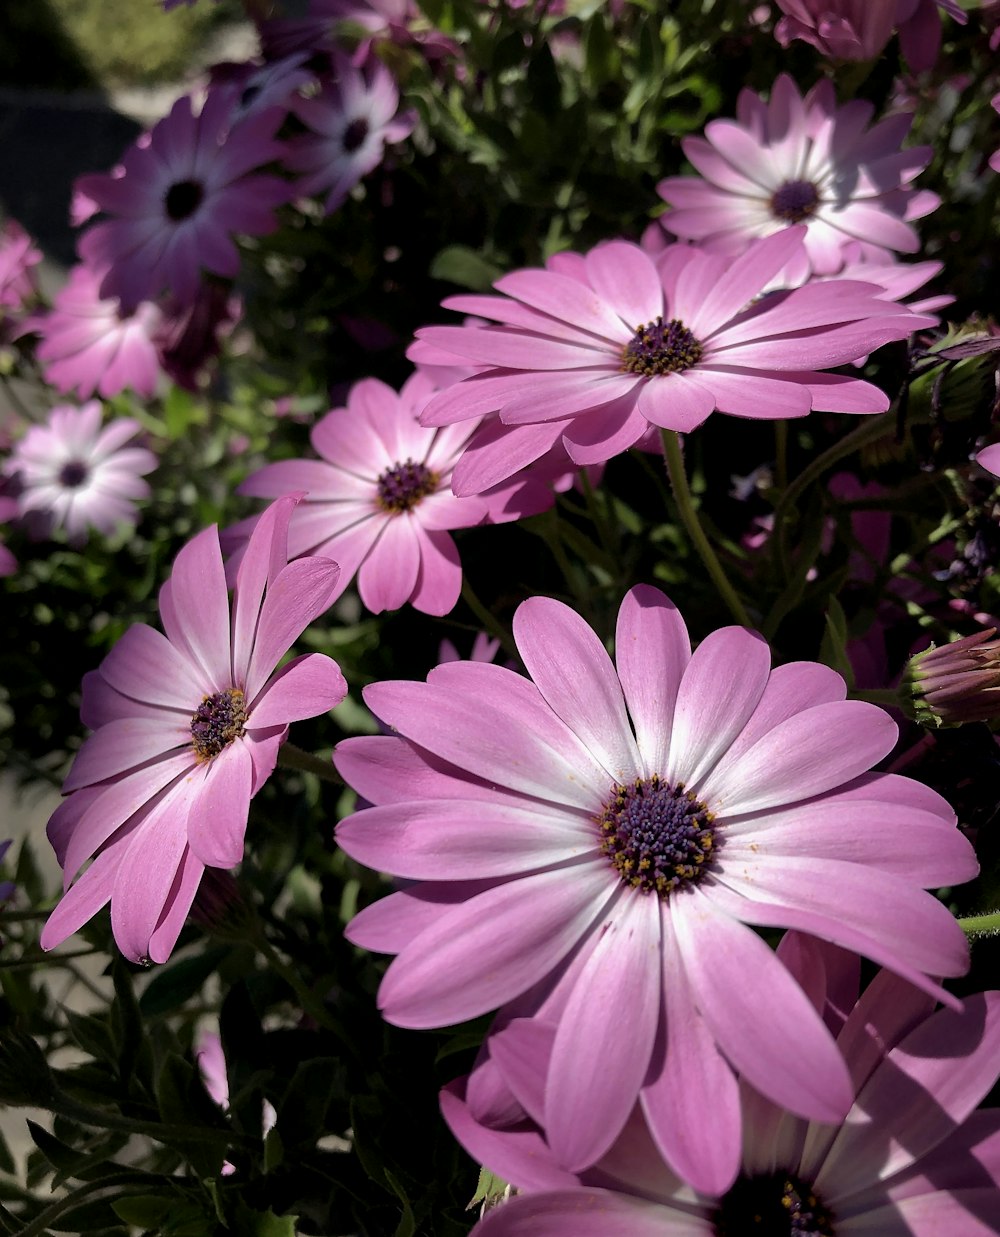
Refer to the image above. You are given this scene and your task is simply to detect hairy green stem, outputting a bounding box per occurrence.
[662,430,751,628]
[958,912,1000,938]
[276,743,342,785]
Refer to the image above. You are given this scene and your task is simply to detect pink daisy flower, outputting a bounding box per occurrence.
[236,374,490,616]
[0,219,40,314]
[412,228,936,494]
[334,586,975,1189]
[774,0,967,73]
[444,937,1000,1230]
[284,53,415,214]
[41,495,347,964]
[77,90,290,312]
[4,402,156,544]
[656,75,938,282]
[28,263,164,400]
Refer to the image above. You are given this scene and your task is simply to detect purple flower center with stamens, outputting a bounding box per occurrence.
[58,460,89,489]
[596,776,717,897]
[165,179,206,222]
[770,179,820,224]
[343,117,370,153]
[376,458,439,514]
[713,1172,835,1236]
[621,316,703,376]
[190,689,247,761]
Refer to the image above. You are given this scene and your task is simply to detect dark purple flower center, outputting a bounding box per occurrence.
[343,117,370,153]
[165,179,206,222]
[190,688,247,761]
[621,317,703,377]
[713,1173,835,1236]
[58,460,89,489]
[376,458,439,514]
[596,776,716,897]
[770,179,820,224]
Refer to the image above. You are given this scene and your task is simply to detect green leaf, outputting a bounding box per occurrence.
[263,1126,284,1174]
[111,1194,173,1226]
[64,1010,116,1064]
[275,1057,341,1147]
[385,1169,417,1237]
[429,245,503,291]
[155,1054,227,1179]
[139,945,230,1018]
[468,1165,508,1210]
[110,957,145,1086]
[818,595,855,687]
[49,1195,126,1231]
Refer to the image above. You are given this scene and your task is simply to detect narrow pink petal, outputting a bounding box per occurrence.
[717,662,846,769]
[545,893,661,1171]
[147,844,205,963]
[159,526,231,693]
[247,652,346,726]
[231,495,299,687]
[687,229,808,336]
[492,268,632,342]
[635,374,717,432]
[100,623,205,710]
[408,527,462,617]
[41,829,134,952]
[63,717,188,792]
[583,242,664,328]
[694,367,813,419]
[488,1017,554,1124]
[474,1192,689,1236]
[185,740,253,868]
[334,734,502,807]
[110,802,192,963]
[344,880,504,953]
[357,516,420,614]
[846,1193,1000,1237]
[513,596,642,786]
[376,861,615,1028]
[451,419,565,496]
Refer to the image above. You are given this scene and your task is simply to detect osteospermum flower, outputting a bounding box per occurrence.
[412,228,935,494]
[4,402,156,543]
[443,937,1000,1230]
[335,586,975,1190]
[77,90,289,311]
[28,263,164,400]
[236,374,489,616]
[657,75,938,282]
[284,52,415,213]
[774,0,967,73]
[41,496,346,964]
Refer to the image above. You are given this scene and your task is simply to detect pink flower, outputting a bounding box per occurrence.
[438,632,501,665]
[196,1028,276,1172]
[0,219,40,314]
[28,263,164,400]
[412,229,935,494]
[209,54,315,124]
[77,90,290,312]
[284,53,415,214]
[4,402,156,544]
[444,937,1000,1230]
[774,0,965,71]
[657,75,938,281]
[236,374,489,616]
[41,495,347,964]
[155,283,239,391]
[334,586,975,1190]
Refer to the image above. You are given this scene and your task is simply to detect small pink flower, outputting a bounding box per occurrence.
[28,263,164,400]
[4,402,156,544]
[412,229,935,494]
[774,0,965,71]
[78,90,290,312]
[41,495,347,964]
[444,938,1000,1228]
[335,586,975,1189]
[236,373,489,616]
[0,219,40,314]
[284,53,415,213]
[657,75,938,281]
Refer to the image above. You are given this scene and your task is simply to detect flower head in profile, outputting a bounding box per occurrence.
[284,52,415,214]
[41,495,347,964]
[4,402,156,544]
[28,263,164,400]
[77,90,289,311]
[412,229,935,494]
[657,75,938,282]
[335,586,974,1191]
[774,0,966,73]
[444,937,1000,1232]
[236,373,490,616]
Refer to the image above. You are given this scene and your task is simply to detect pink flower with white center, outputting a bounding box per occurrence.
[235,374,489,616]
[774,0,966,73]
[657,75,938,282]
[77,90,290,312]
[4,402,156,544]
[334,586,975,1188]
[284,53,415,214]
[41,495,347,964]
[412,228,936,495]
[28,263,164,400]
[443,936,1000,1225]
[0,219,40,314]
[210,54,315,124]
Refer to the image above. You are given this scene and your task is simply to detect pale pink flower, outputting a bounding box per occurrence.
[41,496,347,964]
[4,403,156,544]
[412,229,935,494]
[236,374,489,616]
[657,75,938,282]
[335,586,975,1190]
[285,53,415,214]
[78,90,289,312]
[28,263,164,400]
[774,0,966,72]
[0,219,40,314]
[445,937,1000,1228]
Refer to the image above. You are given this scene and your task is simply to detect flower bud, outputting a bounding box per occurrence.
[905,629,1000,727]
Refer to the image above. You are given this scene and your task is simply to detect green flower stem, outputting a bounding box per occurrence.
[661,430,752,628]
[277,742,342,785]
[958,912,1000,938]
[578,467,619,562]
[774,419,788,493]
[12,1173,163,1237]
[771,412,894,578]
[850,688,901,708]
[460,578,518,662]
[50,1092,244,1150]
[252,931,340,1035]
